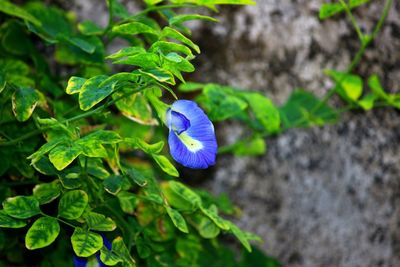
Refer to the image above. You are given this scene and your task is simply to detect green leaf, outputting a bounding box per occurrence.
[84,212,116,232]
[2,20,34,56]
[169,181,202,208]
[151,154,179,177]
[161,27,200,53]
[200,206,230,230]
[68,36,96,54]
[108,0,130,19]
[325,70,363,101]
[103,175,125,195]
[220,136,266,156]
[0,58,33,87]
[80,130,122,144]
[165,206,189,233]
[139,68,175,85]
[169,14,218,25]
[33,182,61,204]
[100,247,123,266]
[178,82,204,92]
[24,2,71,42]
[79,75,114,111]
[35,117,76,139]
[77,140,108,158]
[71,227,103,257]
[28,138,67,164]
[3,196,40,219]
[12,87,39,122]
[55,35,105,65]
[144,0,163,4]
[136,235,152,259]
[113,52,160,69]
[78,20,104,36]
[141,193,163,205]
[0,210,27,228]
[106,46,146,60]
[358,94,377,111]
[32,156,58,176]
[279,89,338,128]
[368,74,388,100]
[125,168,148,187]
[49,144,82,171]
[25,217,60,250]
[241,92,281,133]
[117,191,138,214]
[198,84,248,121]
[150,41,193,57]
[112,21,158,35]
[162,53,195,82]
[58,170,83,189]
[229,222,252,252]
[58,190,88,220]
[127,138,164,154]
[319,0,370,19]
[86,159,110,180]
[0,0,41,25]
[192,212,220,239]
[66,76,87,95]
[114,92,157,125]
[112,237,136,267]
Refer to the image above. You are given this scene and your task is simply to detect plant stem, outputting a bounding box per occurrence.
[347,0,393,72]
[339,0,364,42]
[307,0,393,116]
[41,212,77,229]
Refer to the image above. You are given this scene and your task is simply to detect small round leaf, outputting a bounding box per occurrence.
[33,182,61,204]
[25,217,60,250]
[71,227,103,257]
[0,210,27,228]
[3,196,40,219]
[58,190,88,220]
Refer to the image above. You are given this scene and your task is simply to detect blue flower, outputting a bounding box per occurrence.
[73,234,111,267]
[166,100,217,169]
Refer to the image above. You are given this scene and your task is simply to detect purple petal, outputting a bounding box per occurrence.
[166,109,191,134]
[99,233,112,250]
[167,100,217,169]
[73,256,88,267]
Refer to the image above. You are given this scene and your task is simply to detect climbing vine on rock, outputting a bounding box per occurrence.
[0,0,393,266]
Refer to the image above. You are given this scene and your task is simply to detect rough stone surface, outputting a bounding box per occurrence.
[190,1,400,267]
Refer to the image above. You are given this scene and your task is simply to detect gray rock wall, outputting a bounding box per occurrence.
[191,1,400,266]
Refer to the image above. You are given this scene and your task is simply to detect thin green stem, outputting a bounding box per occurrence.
[347,0,393,72]
[41,212,77,229]
[307,0,393,117]
[339,0,364,42]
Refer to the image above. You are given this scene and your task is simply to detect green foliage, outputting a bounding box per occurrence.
[319,0,370,19]
[0,0,393,266]
[71,227,103,257]
[3,196,40,219]
[58,190,89,220]
[25,217,60,250]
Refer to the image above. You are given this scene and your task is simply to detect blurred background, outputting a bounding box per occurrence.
[67,0,400,266]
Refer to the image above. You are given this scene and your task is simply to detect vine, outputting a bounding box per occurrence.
[0,0,394,266]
